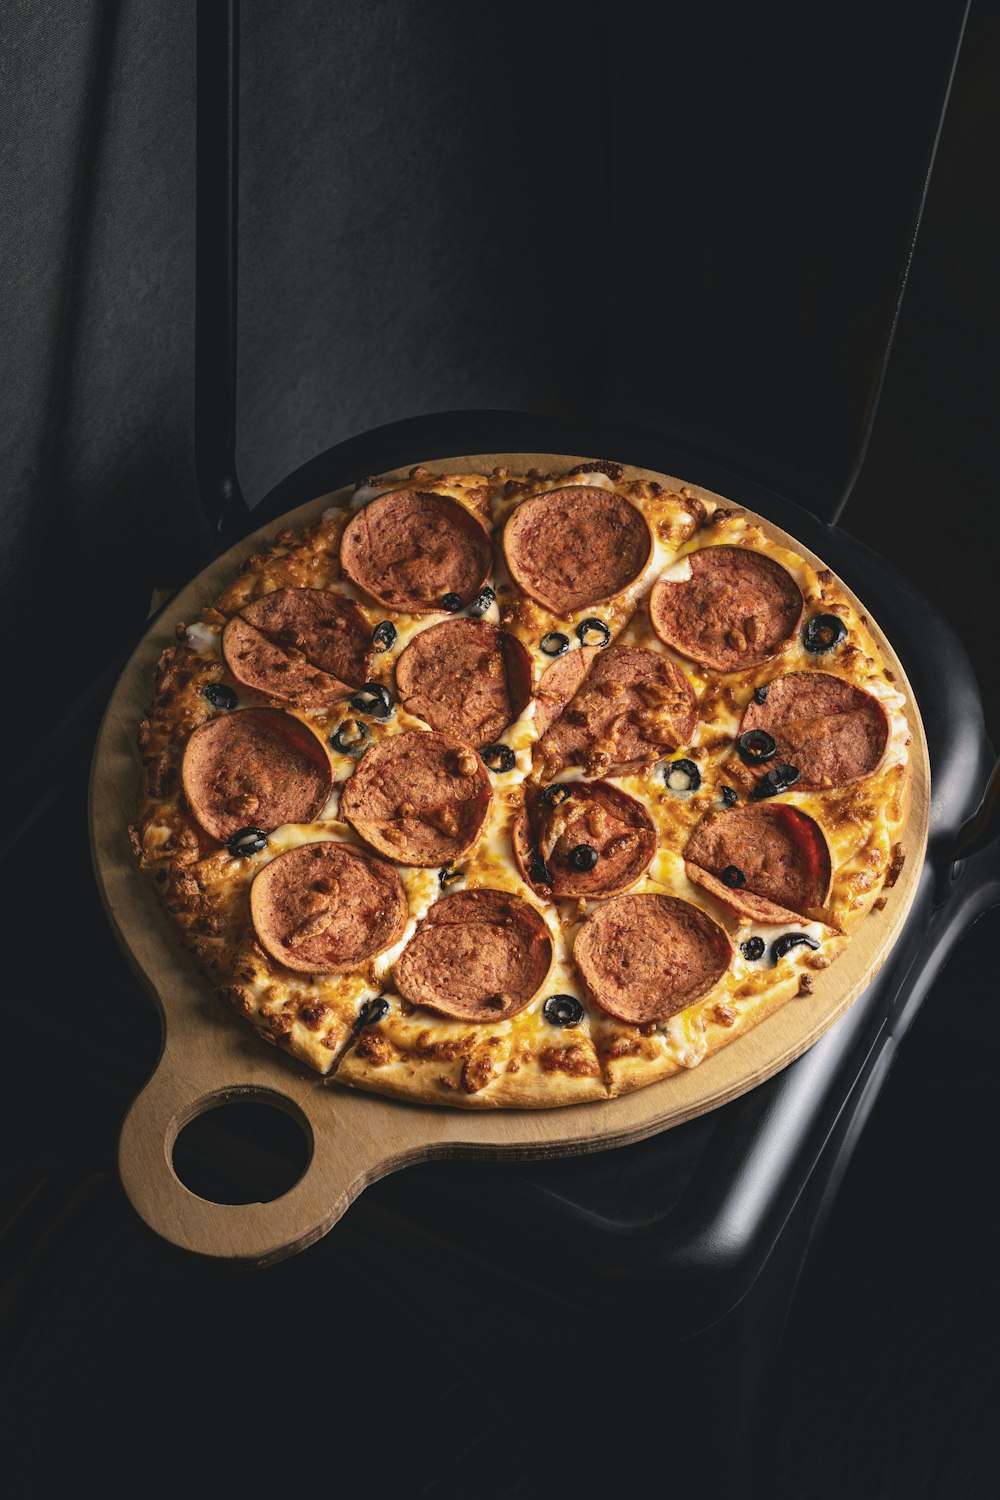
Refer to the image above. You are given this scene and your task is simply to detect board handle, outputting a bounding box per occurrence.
[117,1055,403,1265]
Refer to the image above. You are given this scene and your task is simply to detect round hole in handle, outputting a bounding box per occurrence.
[170,1088,313,1206]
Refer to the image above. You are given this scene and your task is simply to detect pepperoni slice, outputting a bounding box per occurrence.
[502,486,653,616]
[249,840,408,975]
[574,894,732,1023]
[180,708,333,842]
[513,781,656,900]
[740,671,891,789]
[340,489,492,614]
[532,646,599,738]
[684,803,833,924]
[339,730,491,867]
[395,619,533,748]
[393,888,552,1021]
[222,588,372,708]
[533,645,697,779]
[649,545,804,671]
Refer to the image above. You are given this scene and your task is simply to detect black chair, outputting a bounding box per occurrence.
[2,5,996,1497]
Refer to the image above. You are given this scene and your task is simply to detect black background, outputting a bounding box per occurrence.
[2,2,998,1496]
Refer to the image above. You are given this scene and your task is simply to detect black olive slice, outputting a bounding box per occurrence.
[752,684,770,704]
[576,617,611,648]
[664,758,701,793]
[543,994,585,1027]
[441,592,462,612]
[803,613,848,654]
[329,718,372,756]
[568,843,599,871]
[467,585,496,618]
[349,682,394,719]
[371,620,397,652]
[226,827,268,857]
[720,785,738,807]
[482,743,516,773]
[722,865,746,888]
[737,729,777,764]
[438,865,463,888]
[528,850,553,885]
[541,784,573,808]
[751,764,801,800]
[741,936,766,961]
[770,932,821,963]
[203,682,238,711]
[355,995,389,1031]
[540,631,570,657]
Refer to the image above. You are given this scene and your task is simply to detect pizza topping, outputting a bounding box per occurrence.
[541,783,572,808]
[513,781,657,901]
[576,616,611,649]
[737,729,777,764]
[339,730,491,866]
[181,707,334,842]
[543,994,585,1027]
[202,682,238,711]
[371,620,397,652]
[438,865,463,888]
[441,592,462,612]
[665,758,701,794]
[751,764,802,799]
[227,827,268,858]
[649,544,804,671]
[481,743,517,774]
[540,631,570,657]
[753,684,770,704]
[569,843,599,871]
[771,932,821,964]
[740,670,891,789]
[803,612,849,654]
[349,682,394,720]
[340,489,492,614]
[574,893,732,1023]
[395,619,533,748]
[222,587,372,707]
[355,995,390,1030]
[533,645,697,779]
[684,802,832,924]
[720,785,739,807]
[741,936,766,961]
[329,719,372,756]
[502,486,653,615]
[468,585,496,617]
[393,888,552,1022]
[250,841,409,975]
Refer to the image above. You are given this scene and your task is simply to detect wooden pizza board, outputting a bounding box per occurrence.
[90,453,930,1265]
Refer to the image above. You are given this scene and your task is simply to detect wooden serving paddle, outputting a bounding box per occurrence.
[91,453,929,1265]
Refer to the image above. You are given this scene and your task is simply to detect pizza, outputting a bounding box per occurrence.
[130,458,912,1108]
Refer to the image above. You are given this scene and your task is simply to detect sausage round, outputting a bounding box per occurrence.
[573,893,732,1023]
[649,545,803,671]
[339,730,492,866]
[393,888,553,1021]
[502,486,653,616]
[250,840,408,974]
[180,707,333,842]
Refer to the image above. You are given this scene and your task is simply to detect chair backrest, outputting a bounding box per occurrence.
[229,2,968,520]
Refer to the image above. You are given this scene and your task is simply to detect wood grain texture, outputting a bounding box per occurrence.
[91,453,930,1265]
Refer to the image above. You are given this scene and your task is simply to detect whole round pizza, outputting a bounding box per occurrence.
[130,459,912,1108]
